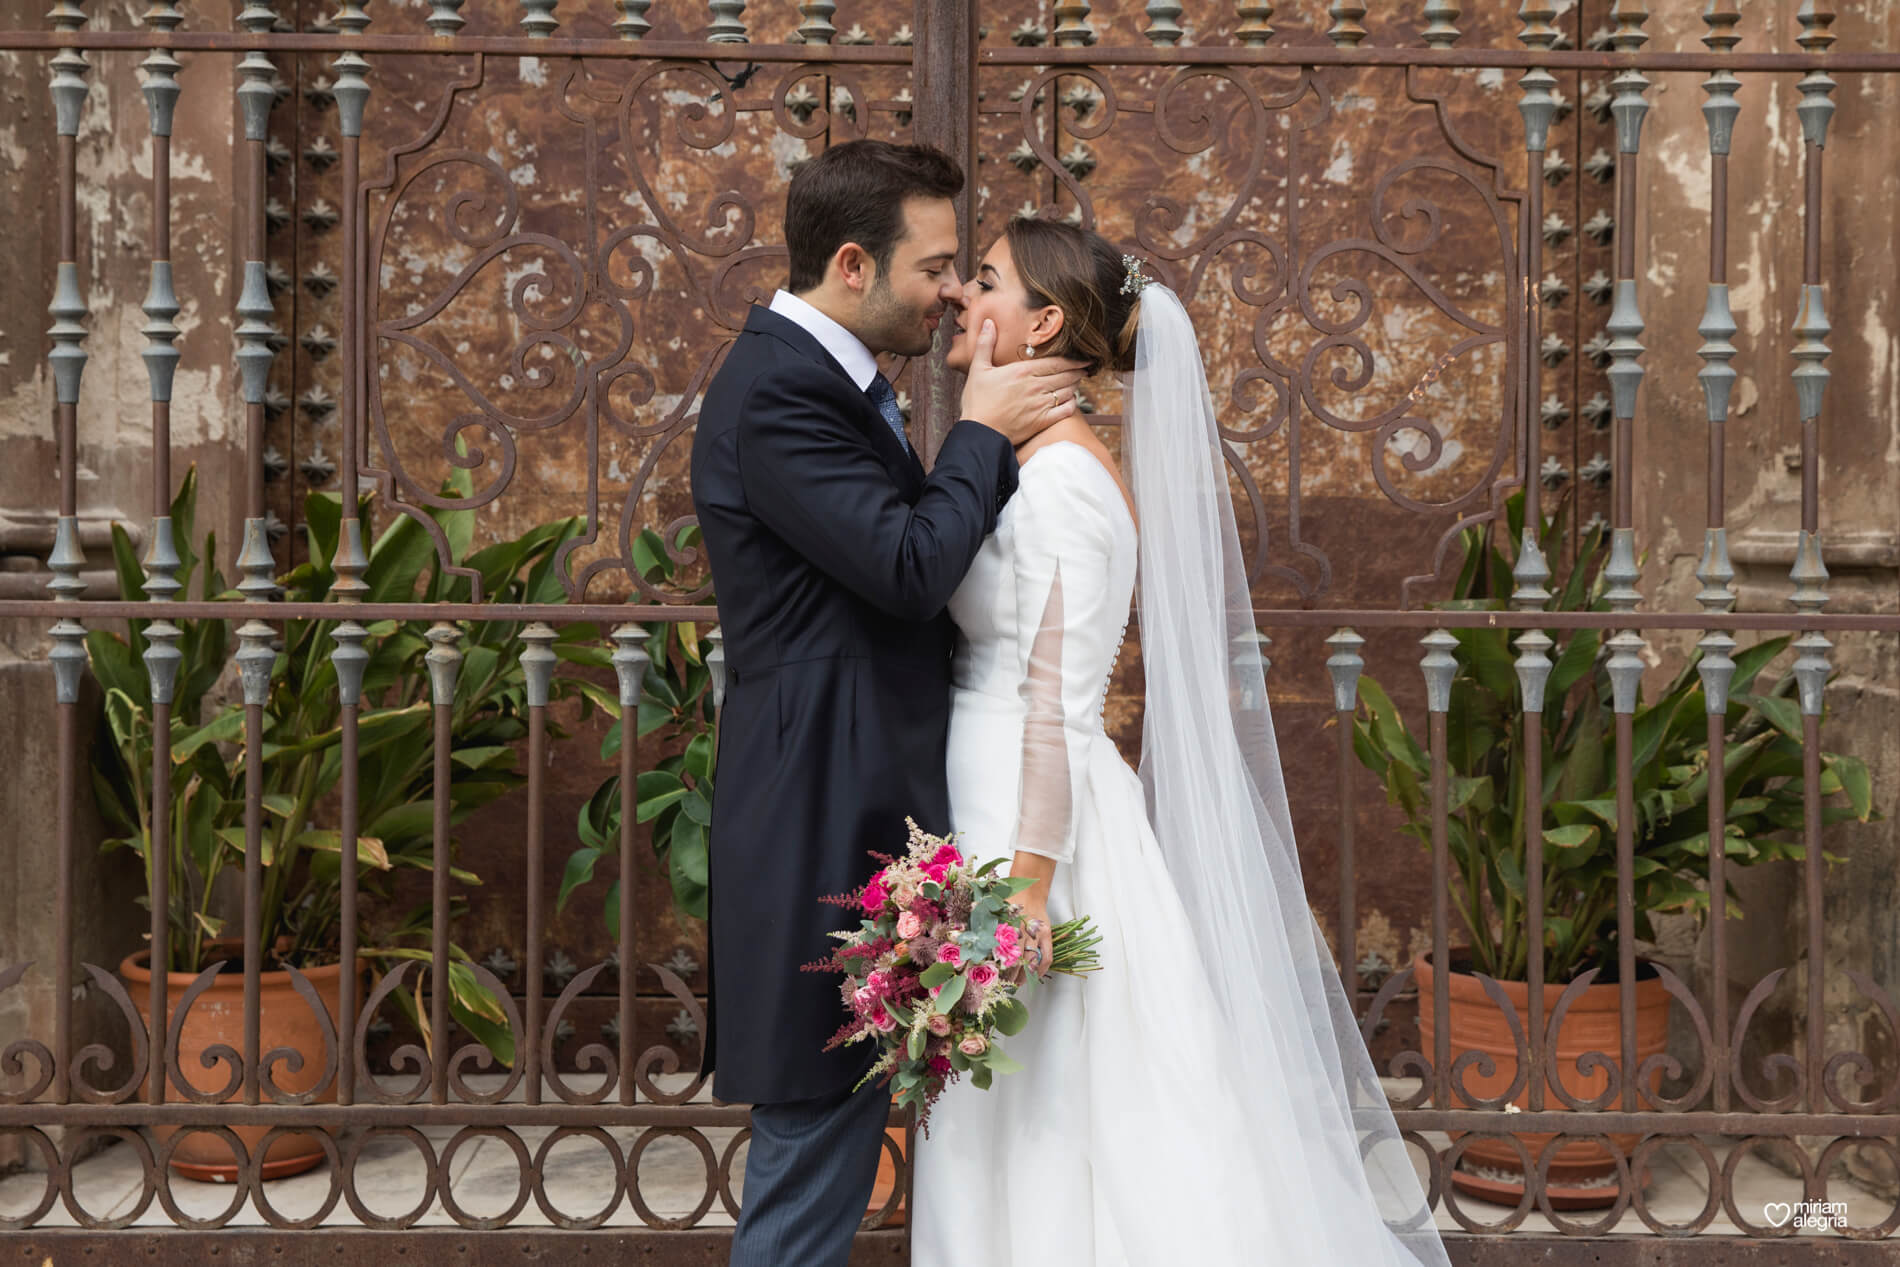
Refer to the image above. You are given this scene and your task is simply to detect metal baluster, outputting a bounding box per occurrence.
[426,0,465,36]
[611,624,650,1104]
[45,0,92,1106]
[1601,0,1651,1115]
[1791,0,1836,1119]
[1052,0,1093,47]
[1234,2,1274,47]
[1326,2,1366,48]
[136,0,187,1108]
[1423,1,1461,49]
[520,623,557,1103]
[1697,0,1742,1118]
[331,620,369,1105]
[1420,629,1458,1110]
[1326,630,1365,1001]
[1515,0,1561,1114]
[1143,1,1184,46]
[708,0,748,43]
[797,1,836,44]
[424,623,463,1104]
[520,0,558,38]
[330,0,370,599]
[233,0,282,1112]
[614,0,652,39]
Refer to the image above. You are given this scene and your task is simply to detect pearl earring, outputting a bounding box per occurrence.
[1021,343,1037,359]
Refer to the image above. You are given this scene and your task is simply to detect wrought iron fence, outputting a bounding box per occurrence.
[2,1,1898,1261]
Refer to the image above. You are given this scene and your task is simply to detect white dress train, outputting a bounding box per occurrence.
[912,441,1421,1266]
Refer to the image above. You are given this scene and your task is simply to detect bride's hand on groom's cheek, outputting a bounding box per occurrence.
[959,318,1089,446]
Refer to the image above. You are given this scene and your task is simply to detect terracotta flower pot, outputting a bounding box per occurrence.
[1414,951,1669,1210]
[121,946,356,1182]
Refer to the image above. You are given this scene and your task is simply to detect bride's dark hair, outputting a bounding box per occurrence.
[1003,218,1142,375]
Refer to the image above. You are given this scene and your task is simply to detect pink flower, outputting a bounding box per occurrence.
[896,911,923,939]
[921,862,948,884]
[866,970,892,996]
[927,1055,952,1075]
[869,1006,896,1033]
[937,943,962,968]
[968,962,999,988]
[930,842,964,867]
[993,923,1021,968]
[860,879,889,914]
[959,1033,988,1056]
[926,1013,953,1036]
[852,986,876,1011]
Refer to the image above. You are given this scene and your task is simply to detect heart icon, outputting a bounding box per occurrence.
[1764,1201,1794,1228]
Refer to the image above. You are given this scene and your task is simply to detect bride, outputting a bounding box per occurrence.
[913,219,1450,1267]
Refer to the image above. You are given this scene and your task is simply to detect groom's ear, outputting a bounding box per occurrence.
[832,241,875,296]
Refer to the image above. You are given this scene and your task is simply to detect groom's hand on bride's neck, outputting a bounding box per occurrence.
[959,318,1088,447]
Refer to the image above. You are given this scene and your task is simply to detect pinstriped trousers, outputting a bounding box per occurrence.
[730,1079,891,1267]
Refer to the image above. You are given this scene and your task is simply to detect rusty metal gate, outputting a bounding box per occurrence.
[3,1,1900,1262]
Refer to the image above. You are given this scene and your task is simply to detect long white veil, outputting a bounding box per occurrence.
[1125,285,1448,1266]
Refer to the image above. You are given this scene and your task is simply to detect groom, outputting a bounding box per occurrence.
[690,140,1085,1266]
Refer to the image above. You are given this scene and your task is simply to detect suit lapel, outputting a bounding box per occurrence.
[744,306,923,496]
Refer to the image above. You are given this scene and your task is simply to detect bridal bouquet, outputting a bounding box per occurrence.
[807,819,1102,1128]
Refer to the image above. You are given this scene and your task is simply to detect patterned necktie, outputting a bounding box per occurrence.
[865,373,911,455]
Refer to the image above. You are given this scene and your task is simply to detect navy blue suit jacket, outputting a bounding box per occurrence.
[689,304,1019,1104]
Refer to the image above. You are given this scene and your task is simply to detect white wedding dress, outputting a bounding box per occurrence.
[912,441,1437,1265]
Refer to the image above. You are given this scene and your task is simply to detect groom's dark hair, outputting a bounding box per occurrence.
[785,140,963,293]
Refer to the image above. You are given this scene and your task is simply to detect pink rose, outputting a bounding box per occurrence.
[852,986,876,1011]
[930,842,964,867]
[866,970,892,995]
[896,911,923,939]
[926,1013,953,1036]
[959,1033,988,1056]
[860,879,889,914]
[968,962,999,988]
[936,943,962,968]
[869,1006,896,1033]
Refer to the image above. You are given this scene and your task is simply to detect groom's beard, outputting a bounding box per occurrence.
[857,277,939,359]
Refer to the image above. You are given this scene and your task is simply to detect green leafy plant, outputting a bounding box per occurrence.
[88,466,600,1065]
[1351,492,1875,984]
[558,525,717,928]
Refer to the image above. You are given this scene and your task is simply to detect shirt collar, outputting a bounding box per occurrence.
[768,289,880,392]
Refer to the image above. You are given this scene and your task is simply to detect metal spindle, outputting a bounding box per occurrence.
[797,1,836,44]
[520,623,557,1104]
[1052,0,1093,47]
[45,0,93,1109]
[1515,0,1561,1115]
[1423,1,1461,49]
[1234,2,1274,48]
[1791,0,1836,1119]
[611,624,650,1105]
[331,621,369,1105]
[330,0,369,599]
[1604,0,1651,1115]
[1325,630,1365,1001]
[1697,0,1742,1117]
[1326,2,1367,48]
[426,0,465,36]
[232,0,282,1112]
[137,0,187,1108]
[614,0,653,40]
[1143,1,1184,46]
[425,622,462,1105]
[708,0,748,43]
[1420,629,1458,1110]
[520,0,558,38]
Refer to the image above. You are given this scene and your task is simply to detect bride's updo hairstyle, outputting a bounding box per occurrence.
[1003,218,1142,375]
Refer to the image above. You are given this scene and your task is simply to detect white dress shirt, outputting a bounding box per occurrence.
[767,289,879,392]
